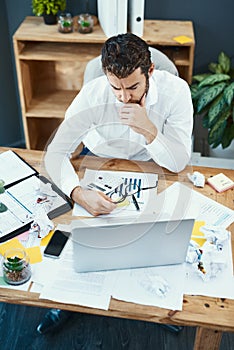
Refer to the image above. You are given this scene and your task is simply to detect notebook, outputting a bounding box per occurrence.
[71,216,195,272]
[0,150,72,242]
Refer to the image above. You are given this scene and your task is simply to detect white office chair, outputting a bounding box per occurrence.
[83,47,178,85]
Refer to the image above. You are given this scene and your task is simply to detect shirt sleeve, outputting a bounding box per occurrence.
[145,81,193,173]
[44,87,96,197]
[44,77,115,197]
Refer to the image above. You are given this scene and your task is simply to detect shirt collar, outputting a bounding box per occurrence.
[146,71,158,107]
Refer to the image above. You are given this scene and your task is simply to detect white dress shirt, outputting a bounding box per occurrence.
[45,70,193,197]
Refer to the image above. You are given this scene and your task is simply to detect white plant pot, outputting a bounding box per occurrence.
[209,140,234,159]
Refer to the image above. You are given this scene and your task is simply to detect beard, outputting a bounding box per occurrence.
[128,77,149,104]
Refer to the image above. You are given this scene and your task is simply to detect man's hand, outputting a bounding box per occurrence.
[119,94,157,144]
[71,186,116,216]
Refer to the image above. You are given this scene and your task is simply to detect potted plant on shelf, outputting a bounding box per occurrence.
[78,13,94,33]
[32,0,67,25]
[190,52,234,157]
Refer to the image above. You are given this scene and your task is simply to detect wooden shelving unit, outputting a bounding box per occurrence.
[13,17,195,150]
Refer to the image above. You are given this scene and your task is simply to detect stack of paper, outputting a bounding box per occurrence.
[35,183,234,310]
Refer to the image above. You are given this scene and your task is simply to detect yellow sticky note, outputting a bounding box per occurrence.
[25,246,42,264]
[40,230,54,247]
[191,221,206,247]
[173,35,193,44]
[0,238,25,256]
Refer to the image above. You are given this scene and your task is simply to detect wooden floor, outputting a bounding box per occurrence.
[0,303,233,350]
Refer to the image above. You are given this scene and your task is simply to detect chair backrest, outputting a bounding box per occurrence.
[83,46,179,85]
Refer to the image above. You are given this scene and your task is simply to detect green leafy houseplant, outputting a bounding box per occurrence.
[191,52,234,149]
[32,0,66,16]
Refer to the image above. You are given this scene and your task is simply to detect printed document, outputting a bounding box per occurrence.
[0,176,67,238]
[155,182,234,228]
[73,169,158,217]
[0,150,71,241]
[39,239,115,310]
[0,150,36,186]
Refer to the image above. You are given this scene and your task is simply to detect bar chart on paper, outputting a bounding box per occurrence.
[74,169,158,217]
[112,171,157,204]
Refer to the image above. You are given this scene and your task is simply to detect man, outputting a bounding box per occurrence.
[38,33,193,334]
[44,33,193,217]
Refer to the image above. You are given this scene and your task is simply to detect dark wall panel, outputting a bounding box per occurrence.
[0,1,24,146]
[144,0,234,73]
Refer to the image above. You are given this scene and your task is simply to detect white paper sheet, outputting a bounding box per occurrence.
[39,240,115,310]
[0,150,36,186]
[112,264,186,311]
[32,256,61,286]
[0,279,31,291]
[38,239,186,311]
[73,170,158,217]
[155,182,234,228]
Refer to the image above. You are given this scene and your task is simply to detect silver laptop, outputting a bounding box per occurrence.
[71,216,194,272]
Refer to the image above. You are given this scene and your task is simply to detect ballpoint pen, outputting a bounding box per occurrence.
[132,194,140,211]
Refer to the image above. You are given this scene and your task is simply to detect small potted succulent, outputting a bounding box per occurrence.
[58,12,73,33]
[77,0,93,33]
[32,0,67,25]
[3,249,31,285]
[78,13,94,33]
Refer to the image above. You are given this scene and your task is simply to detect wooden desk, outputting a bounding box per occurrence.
[0,147,233,350]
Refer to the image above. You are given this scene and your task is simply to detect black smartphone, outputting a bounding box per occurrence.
[43,230,71,258]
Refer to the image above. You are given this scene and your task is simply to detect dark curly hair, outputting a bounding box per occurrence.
[101,33,152,79]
